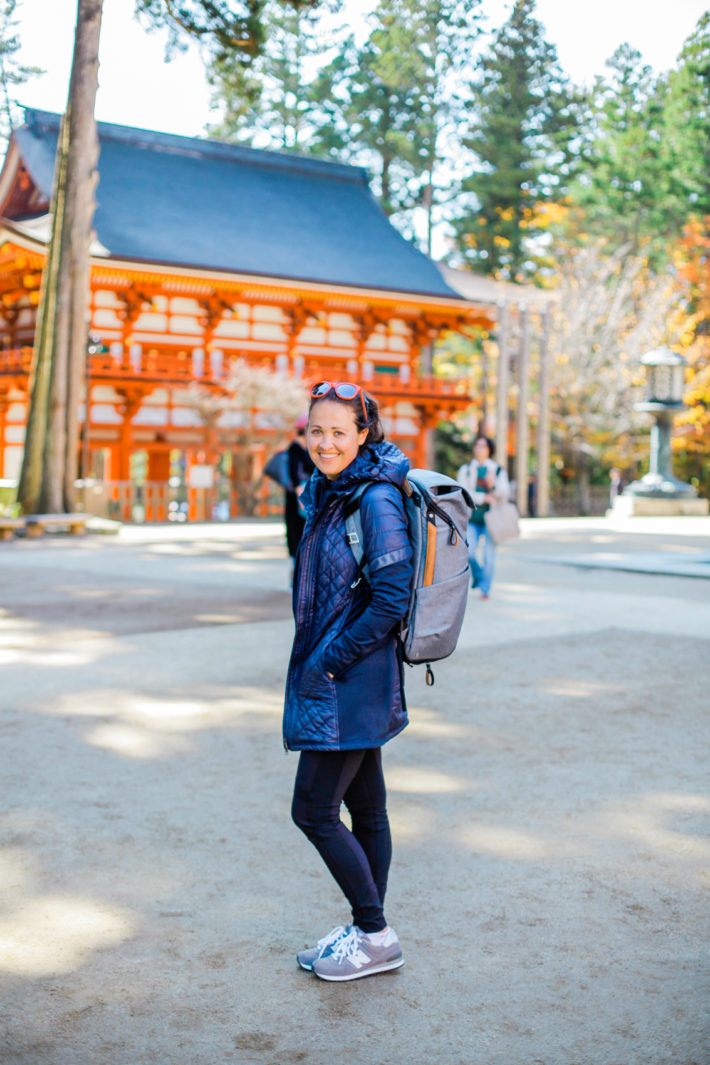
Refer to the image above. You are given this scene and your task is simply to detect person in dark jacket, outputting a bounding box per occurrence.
[284,381,413,982]
[284,414,315,563]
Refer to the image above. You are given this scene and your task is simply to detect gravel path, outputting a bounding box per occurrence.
[1,519,708,1065]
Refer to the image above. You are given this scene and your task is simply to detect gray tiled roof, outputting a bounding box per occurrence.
[13,109,460,300]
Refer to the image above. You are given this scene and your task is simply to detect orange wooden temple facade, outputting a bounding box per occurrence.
[0,111,494,521]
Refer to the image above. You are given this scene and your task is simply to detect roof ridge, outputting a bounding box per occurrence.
[22,107,369,186]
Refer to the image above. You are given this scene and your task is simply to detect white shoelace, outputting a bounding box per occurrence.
[316,925,349,959]
[329,926,363,964]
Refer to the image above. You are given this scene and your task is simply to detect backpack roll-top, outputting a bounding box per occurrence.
[344,468,474,685]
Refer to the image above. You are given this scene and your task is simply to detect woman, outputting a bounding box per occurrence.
[456,435,509,599]
[284,381,413,982]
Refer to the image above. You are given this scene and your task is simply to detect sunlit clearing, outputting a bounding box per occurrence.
[454,823,550,860]
[0,647,99,668]
[496,583,550,599]
[389,804,436,844]
[541,678,620,697]
[59,687,281,723]
[0,896,134,976]
[499,609,564,622]
[0,615,40,646]
[0,848,35,894]
[80,688,284,758]
[84,722,190,759]
[55,586,113,599]
[604,793,710,863]
[130,699,208,720]
[407,706,468,739]
[386,766,468,794]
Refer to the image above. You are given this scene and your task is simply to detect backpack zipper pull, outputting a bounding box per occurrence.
[425,663,435,686]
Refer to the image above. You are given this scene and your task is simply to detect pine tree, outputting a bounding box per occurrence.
[568,18,710,258]
[570,45,668,251]
[312,0,433,217]
[659,13,710,225]
[0,0,42,150]
[311,0,481,235]
[453,0,582,281]
[206,0,341,151]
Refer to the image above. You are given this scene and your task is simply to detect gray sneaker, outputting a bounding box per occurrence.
[297,924,352,972]
[312,926,404,982]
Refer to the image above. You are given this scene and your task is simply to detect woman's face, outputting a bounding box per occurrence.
[473,437,490,462]
[307,399,368,480]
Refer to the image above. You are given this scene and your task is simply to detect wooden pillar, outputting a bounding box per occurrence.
[515,305,530,517]
[117,419,132,482]
[117,288,148,372]
[0,390,8,478]
[413,406,437,469]
[116,390,143,481]
[495,304,511,471]
[536,305,553,517]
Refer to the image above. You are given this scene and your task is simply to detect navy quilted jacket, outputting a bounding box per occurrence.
[283,441,413,751]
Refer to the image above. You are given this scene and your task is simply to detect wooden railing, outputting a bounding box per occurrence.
[0,347,32,375]
[1,346,472,402]
[80,479,283,523]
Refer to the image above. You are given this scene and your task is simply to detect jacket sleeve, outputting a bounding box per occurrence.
[320,483,412,677]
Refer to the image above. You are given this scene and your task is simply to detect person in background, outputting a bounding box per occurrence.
[456,435,510,599]
[609,467,623,507]
[285,414,315,563]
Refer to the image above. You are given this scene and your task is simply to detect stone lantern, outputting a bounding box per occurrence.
[614,347,708,516]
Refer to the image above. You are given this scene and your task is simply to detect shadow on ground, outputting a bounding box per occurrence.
[0,530,708,1065]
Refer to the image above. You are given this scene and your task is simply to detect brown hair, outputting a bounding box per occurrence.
[473,434,496,459]
[308,386,385,446]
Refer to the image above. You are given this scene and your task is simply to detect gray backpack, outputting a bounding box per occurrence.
[344,469,474,685]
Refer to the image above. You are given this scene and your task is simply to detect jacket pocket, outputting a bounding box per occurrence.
[295,657,339,746]
[300,654,336,698]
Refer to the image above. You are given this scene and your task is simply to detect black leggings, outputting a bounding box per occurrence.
[291,748,391,933]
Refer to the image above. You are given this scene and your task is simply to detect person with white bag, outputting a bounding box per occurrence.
[456,435,510,599]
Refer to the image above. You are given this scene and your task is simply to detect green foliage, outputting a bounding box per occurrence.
[0,0,42,148]
[657,14,710,222]
[206,0,339,149]
[571,46,672,252]
[567,15,710,261]
[312,0,444,215]
[673,448,710,500]
[434,418,475,479]
[206,0,482,233]
[135,0,320,64]
[453,0,584,281]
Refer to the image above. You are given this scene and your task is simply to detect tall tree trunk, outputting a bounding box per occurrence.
[17,114,69,512]
[17,0,102,514]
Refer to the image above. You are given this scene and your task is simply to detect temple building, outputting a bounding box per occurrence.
[0,109,495,521]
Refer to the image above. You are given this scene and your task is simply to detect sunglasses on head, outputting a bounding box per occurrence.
[310,381,368,422]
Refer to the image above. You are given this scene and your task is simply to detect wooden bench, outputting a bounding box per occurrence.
[24,513,89,538]
[0,516,25,541]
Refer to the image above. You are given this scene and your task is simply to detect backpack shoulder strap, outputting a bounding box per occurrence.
[343,480,380,587]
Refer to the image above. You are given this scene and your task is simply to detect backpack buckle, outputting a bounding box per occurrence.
[346,531,360,545]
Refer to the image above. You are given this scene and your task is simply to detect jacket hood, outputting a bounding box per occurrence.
[302,440,410,515]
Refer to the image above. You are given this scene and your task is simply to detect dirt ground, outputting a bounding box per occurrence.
[1,517,709,1065]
